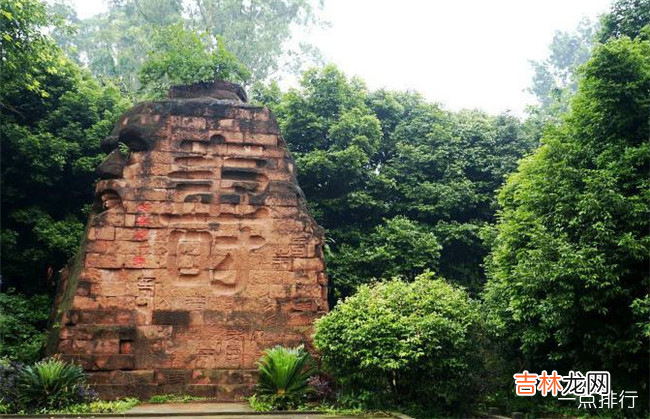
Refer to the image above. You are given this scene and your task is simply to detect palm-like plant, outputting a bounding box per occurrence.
[15,358,94,411]
[256,345,316,410]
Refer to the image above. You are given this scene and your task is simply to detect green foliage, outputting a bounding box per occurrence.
[0,0,63,102]
[147,394,207,404]
[314,273,483,414]
[51,0,323,92]
[255,345,316,410]
[13,358,96,412]
[0,290,50,363]
[247,394,275,412]
[138,23,250,99]
[51,398,140,414]
[528,18,598,120]
[529,0,650,123]
[273,65,535,297]
[250,80,283,110]
[117,141,131,157]
[484,35,650,408]
[598,0,650,42]
[1,0,130,294]
[329,216,441,296]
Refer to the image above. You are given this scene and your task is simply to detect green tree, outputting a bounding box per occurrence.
[528,18,598,120]
[329,216,441,296]
[271,65,535,298]
[186,0,324,80]
[138,23,250,98]
[598,0,650,42]
[484,36,650,400]
[52,0,323,94]
[1,0,130,293]
[528,0,650,123]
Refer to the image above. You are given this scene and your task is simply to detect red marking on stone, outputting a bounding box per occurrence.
[133,255,145,266]
[136,202,150,212]
[134,229,148,241]
[135,215,150,226]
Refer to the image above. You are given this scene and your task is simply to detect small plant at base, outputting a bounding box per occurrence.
[51,398,140,414]
[247,394,274,412]
[307,374,335,402]
[148,394,207,404]
[255,345,316,410]
[117,141,130,157]
[14,357,96,412]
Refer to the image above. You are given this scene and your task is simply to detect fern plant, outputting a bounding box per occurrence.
[255,345,316,410]
[14,358,95,412]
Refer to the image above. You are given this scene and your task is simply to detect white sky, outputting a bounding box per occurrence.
[69,0,612,115]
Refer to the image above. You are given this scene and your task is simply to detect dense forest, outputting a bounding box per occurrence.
[0,0,648,416]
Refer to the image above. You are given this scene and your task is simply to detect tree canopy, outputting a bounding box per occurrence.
[50,0,324,95]
[484,34,650,392]
[259,65,537,298]
[1,0,130,293]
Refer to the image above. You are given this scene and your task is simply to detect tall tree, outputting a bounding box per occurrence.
[1,0,130,293]
[528,18,598,120]
[484,35,650,395]
[138,23,250,98]
[52,0,323,95]
[270,65,536,298]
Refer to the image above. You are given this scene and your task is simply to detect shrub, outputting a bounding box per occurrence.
[313,272,483,414]
[13,358,96,412]
[0,290,51,363]
[255,345,316,410]
[0,360,21,409]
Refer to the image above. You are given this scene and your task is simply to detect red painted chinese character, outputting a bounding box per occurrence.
[135,214,150,226]
[132,255,145,266]
[514,370,538,396]
[537,370,563,397]
[136,202,150,213]
[133,229,148,241]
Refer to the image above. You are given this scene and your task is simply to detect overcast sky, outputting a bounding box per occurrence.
[69,0,612,115]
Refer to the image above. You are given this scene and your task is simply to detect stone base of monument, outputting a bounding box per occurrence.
[78,367,258,400]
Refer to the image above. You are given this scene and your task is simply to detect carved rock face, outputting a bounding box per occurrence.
[49,81,328,400]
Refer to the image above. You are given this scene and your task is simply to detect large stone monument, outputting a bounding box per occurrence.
[48,81,328,400]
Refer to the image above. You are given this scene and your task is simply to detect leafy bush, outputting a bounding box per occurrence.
[255,345,316,410]
[0,290,51,363]
[314,272,483,414]
[10,358,96,412]
[0,359,20,409]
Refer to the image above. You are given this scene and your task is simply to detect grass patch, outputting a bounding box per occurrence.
[307,403,367,415]
[49,398,140,414]
[147,394,208,404]
[247,395,373,416]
